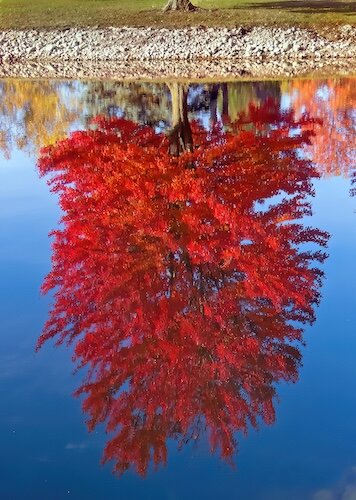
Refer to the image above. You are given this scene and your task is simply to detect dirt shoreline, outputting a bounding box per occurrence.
[0,25,355,79]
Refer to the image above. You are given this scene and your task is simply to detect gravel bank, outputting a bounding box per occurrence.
[1,57,354,80]
[0,25,355,79]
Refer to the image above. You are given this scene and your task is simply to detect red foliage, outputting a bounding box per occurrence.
[37,102,328,476]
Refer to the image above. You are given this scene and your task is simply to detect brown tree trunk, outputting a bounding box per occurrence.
[209,84,219,126]
[167,83,193,157]
[163,0,197,12]
[221,83,231,126]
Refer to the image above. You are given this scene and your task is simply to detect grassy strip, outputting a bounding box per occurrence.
[0,0,355,29]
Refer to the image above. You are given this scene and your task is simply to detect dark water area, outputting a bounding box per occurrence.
[0,78,355,500]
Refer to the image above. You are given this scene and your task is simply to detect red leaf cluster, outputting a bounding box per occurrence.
[37,101,328,476]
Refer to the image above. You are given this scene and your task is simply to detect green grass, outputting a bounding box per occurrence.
[0,0,355,30]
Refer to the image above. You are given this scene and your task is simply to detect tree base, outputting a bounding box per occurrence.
[163,0,198,12]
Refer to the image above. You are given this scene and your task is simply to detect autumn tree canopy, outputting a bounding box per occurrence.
[288,78,355,178]
[0,80,78,159]
[37,101,328,476]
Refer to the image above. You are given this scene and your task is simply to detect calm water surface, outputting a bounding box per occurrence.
[0,78,355,500]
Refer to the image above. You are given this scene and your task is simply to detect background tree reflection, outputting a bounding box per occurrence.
[37,97,328,476]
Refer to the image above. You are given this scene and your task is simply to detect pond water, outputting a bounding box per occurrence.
[0,77,355,500]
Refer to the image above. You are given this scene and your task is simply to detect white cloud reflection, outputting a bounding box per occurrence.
[65,442,88,450]
[314,467,356,500]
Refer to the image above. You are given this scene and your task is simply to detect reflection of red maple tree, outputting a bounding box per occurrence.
[37,101,328,476]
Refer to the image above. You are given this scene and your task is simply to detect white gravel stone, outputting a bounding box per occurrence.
[0,25,355,78]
